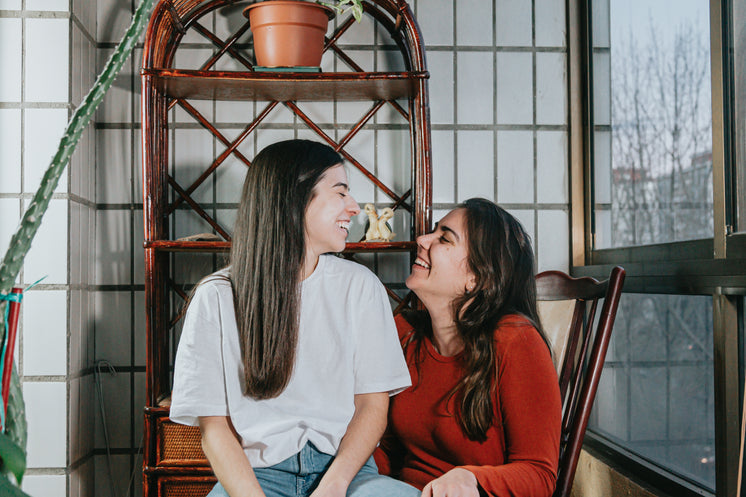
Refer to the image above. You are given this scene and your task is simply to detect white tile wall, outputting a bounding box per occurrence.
[377,129,412,195]
[134,291,146,367]
[70,459,94,497]
[24,108,70,193]
[24,381,67,468]
[415,0,454,45]
[22,475,67,497]
[23,198,68,284]
[496,0,533,47]
[456,0,493,46]
[497,130,533,203]
[96,0,131,43]
[538,209,570,272]
[431,130,456,204]
[535,0,567,47]
[536,52,567,125]
[457,130,494,201]
[496,52,533,124]
[173,49,214,122]
[0,0,22,9]
[174,128,220,204]
[457,52,493,124]
[340,130,376,204]
[214,99,254,124]
[297,100,335,127]
[536,131,568,204]
[94,454,136,497]
[22,290,68,375]
[96,129,132,203]
[27,0,69,10]
[96,48,133,123]
[94,291,132,365]
[509,209,536,243]
[338,12,376,45]
[215,153,251,206]
[94,371,131,448]
[25,18,69,102]
[0,109,22,193]
[95,209,131,285]
[0,19,23,101]
[0,199,20,256]
[73,0,96,38]
[133,210,145,285]
[427,51,455,125]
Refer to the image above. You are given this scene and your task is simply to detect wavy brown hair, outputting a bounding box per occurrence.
[230,139,343,399]
[404,198,550,441]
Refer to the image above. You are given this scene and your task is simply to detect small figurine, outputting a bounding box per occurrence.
[363,203,396,242]
[377,207,395,241]
[364,204,381,241]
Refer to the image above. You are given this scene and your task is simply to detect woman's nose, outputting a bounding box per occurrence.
[346,194,360,216]
[416,232,434,249]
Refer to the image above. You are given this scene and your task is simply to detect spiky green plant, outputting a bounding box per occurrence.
[0,0,155,491]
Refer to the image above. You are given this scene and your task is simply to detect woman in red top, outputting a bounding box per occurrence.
[375,198,562,497]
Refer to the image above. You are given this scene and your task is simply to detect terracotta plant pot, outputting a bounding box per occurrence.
[244,1,335,68]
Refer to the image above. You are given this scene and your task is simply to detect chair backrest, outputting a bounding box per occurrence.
[535,266,625,497]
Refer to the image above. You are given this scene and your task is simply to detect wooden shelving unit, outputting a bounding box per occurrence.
[140,1,431,496]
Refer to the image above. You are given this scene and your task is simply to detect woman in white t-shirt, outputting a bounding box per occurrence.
[170,139,418,497]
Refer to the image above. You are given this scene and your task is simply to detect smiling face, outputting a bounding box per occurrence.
[406,208,476,310]
[303,164,360,265]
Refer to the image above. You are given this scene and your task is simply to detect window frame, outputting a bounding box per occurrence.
[568,0,745,495]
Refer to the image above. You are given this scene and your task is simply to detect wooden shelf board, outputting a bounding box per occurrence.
[144,240,416,253]
[143,69,428,101]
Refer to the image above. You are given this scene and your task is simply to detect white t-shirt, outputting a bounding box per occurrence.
[169,254,412,467]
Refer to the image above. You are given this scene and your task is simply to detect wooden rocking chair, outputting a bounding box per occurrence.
[536,266,626,497]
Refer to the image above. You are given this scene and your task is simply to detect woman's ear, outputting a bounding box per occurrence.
[466,273,477,294]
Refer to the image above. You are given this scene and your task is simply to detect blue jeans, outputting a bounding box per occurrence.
[207,443,419,497]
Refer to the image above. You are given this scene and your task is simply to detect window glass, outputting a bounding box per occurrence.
[588,293,715,490]
[592,0,713,248]
[735,0,746,230]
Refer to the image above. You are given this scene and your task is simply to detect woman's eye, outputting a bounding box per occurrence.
[439,235,450,243]
[338,192,346,198]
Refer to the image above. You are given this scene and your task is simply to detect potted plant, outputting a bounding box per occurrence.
[244,0,364,69]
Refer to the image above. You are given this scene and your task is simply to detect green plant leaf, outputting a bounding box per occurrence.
[0,475,32,497]
[4,364,27,454]
[0,432,26,485]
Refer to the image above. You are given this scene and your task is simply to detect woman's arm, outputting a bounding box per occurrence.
[311,392,389,497]
[199,416,266,497]
[460,325,562,497]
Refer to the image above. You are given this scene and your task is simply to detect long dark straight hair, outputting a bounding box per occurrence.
[230,139,343,399]
[404,198,550,441]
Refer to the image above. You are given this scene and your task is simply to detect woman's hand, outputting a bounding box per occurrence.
[421,468,480,497]
[309,477,347,497]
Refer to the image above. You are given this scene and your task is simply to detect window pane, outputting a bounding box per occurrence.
[735,0,746,231]
[588,293,715,490]
[592,0,713,248]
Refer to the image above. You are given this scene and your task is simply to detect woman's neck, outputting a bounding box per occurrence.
[429,306,464,357]
[302,252,319,280]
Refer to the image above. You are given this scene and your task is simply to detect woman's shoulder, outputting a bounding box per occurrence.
[322,254,380,284]
[493,314,545,349]
[189,268,232,311]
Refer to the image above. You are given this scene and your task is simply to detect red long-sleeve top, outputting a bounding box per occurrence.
[375,314,561,497]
